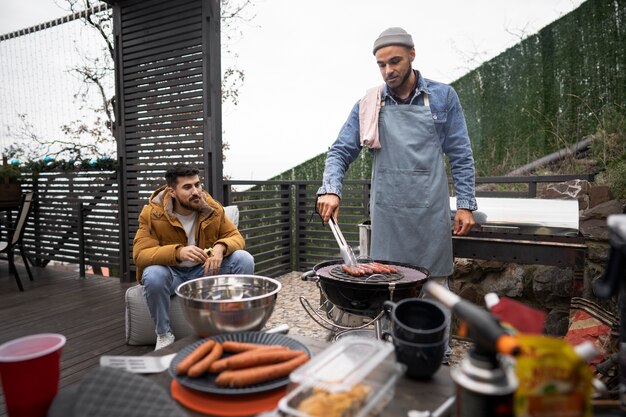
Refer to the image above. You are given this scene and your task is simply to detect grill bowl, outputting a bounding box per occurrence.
[175,275,281,337]
[313,260,430,317]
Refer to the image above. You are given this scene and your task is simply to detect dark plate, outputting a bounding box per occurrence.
[169,332,311,395]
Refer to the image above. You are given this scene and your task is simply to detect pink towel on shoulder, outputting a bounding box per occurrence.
[359,84,385,149]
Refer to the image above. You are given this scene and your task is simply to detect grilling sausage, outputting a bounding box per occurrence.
[356,264,375,275]
[351,265,366,275]
[371,262,398,273]
[368,262,391,273]
[215,352,310,388]
[341,264,363,276]
[367,263,387,274]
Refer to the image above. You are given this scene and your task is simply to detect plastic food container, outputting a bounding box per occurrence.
[278,337,405,417]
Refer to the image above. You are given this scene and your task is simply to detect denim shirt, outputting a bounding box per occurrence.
[317,70,478,211]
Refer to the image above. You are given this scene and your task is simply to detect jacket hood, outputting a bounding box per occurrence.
[148,184,216,220]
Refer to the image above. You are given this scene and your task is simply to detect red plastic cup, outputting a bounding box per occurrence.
[0,334,66,417]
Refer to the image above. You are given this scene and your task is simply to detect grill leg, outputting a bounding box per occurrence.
[325,309,346,342]
[375,318,383,340]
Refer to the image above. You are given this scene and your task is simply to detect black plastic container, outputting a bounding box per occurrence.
[384,298,447,343]
[388,335,446,379]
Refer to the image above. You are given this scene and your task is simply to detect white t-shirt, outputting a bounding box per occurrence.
[177,211,199,267]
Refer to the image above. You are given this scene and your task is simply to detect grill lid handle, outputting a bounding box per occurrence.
[300,270,318,282]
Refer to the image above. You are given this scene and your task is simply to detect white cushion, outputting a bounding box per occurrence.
[125,285,194,345]
[224,205,239,227]
[125,205,240,345]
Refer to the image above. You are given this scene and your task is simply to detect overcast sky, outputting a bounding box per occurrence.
[0,0,585,180]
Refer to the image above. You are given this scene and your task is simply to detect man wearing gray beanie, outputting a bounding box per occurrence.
[317,27,477,364]
[372,26,415,54]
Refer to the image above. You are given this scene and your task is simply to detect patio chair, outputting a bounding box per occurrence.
[0,192,35,291]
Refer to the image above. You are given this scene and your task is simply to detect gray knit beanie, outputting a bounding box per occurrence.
[372,27,414,55]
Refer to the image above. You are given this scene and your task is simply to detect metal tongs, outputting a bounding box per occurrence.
[328,217,358,267]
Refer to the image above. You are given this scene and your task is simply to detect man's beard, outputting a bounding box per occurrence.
[399,65,413,87]
[389,65,413,93]
[178,197,202,212]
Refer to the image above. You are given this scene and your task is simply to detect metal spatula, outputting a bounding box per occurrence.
[99,353,176,374]
[328,217,358,267]
[99,325,290,374]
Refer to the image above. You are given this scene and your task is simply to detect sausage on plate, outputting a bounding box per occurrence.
[175,340,216,376]
[225,349,304,370]
[222,341,277,353]
[215,352,310,388]
[188,342,224,378]
[209,345,288,373]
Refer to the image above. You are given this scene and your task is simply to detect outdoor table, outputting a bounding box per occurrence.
[148,334,456,417]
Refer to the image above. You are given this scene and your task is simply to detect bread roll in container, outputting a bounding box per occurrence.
[278,337,405,417]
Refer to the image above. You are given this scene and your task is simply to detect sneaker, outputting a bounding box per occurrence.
[155,331,175,351]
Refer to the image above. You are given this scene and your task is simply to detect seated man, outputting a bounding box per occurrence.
[133,164,254,350]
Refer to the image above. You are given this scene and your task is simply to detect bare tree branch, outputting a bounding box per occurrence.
[504,22,531,43]
[450,38,488,74]
[4,0,253,163]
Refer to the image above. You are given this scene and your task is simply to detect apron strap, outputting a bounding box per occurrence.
[423,92,429,107]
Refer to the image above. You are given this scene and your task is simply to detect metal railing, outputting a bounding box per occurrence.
[224,180,371,274]
[9,173,593,279]
[223,174,594,275]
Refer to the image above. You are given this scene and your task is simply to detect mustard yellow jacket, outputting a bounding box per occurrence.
[132,185,245,282]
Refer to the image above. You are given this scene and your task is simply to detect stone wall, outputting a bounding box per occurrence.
[451,180,625,336]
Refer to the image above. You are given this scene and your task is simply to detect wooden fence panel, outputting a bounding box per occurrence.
[19,171,121,274]
[294,181,369,272]
[227,182,293,277]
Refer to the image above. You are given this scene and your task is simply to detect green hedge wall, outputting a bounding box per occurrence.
[276,0,625,181]
[454,0,625,175]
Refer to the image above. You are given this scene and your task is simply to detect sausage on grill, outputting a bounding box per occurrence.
[370,262,398,274]
[355,264,374,275]
[341,264,363,276]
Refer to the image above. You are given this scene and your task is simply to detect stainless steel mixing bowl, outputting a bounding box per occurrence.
[175,275,282,337]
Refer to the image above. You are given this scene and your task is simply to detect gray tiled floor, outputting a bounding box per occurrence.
[265,271,472,366]
[264,272,331,341]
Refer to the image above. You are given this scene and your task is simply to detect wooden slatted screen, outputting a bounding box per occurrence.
[19,172,121,273]
[110,0,223,280]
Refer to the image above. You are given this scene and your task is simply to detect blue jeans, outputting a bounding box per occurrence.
[141,250,255,336]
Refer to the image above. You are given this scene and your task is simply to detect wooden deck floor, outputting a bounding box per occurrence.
[0,260,153,416]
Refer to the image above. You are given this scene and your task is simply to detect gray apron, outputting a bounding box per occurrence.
[370,93,453,276]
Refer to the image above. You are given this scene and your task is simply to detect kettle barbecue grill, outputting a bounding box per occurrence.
[300,259,430,340]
